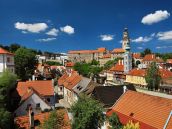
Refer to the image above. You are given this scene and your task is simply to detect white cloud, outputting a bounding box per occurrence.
[141,10,170,25]
[100,34,114,41]
[37,37,56,42]
[60,25,74,34]
[137,47,143,50]
[46,28,59,36]
[15,22,48,33]
[132,36,152,43]
[156,30,172,41]
[156,46,172,49]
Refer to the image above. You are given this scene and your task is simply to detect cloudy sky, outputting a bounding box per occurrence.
[0,0,172,53]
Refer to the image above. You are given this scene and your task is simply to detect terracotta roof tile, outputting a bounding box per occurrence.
[15,109,71,129]
[0,47,14,55]
[143,54,156,61]
[17,80,54,97]
[108,90,172,129]
[132,53,141,59]
[127,69,146,77]
[112,48,125,53]
[167,59,172,64]
[58,71,82,90]
[109,61,124,72]
[65,62,75,67]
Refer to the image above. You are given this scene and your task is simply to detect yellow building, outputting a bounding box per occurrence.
[125,68,147,86]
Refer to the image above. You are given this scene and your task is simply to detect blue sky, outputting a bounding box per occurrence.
[0,0,172,53]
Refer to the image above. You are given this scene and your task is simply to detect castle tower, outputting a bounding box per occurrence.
[123,28,132,73]
[122,28,130,50]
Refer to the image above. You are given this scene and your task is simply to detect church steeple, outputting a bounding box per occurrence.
[122,28,130,50]
[123,28,132,74]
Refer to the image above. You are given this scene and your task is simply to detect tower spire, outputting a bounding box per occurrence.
[122,27,130,50]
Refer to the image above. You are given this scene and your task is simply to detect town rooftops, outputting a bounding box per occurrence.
[15,109,71,129]
[112,48,125,53]
[107,90,172,129]
[142,54,156,61]
[167,59,172,64]
[132,53,142,59]
[127,68,146,77]
[109,60,124,72]
[68,47,106,54]
[58,71,82,90]
[17,80,54,97]
[0,47,14,55]
[65,62,75,67]
[92,85,136,108]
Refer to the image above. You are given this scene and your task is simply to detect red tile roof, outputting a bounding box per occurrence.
[127,69,146,77]
[15,109,71,129]
[127,68,172,79]
[17,80,54,97]
[109,61,124,72]
[65,62,75,67]
[142,54,163,63]
[0,47,14,55]
[112,48,125,53]
[68,47,106,54]
[159,69,172,79]
[132,53,141,59]
[167,59,172,64]
[107,90,172,129]
[58,71,82,90]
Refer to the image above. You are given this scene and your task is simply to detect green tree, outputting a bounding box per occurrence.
[141,48,152,57]
[0,108,13,129]
[108,112,122,129]
[135,60,141,67]
[9,43,20,53]
[40,110,67,129]
[71,95,105,129]
[145,62,161,90]
[104,58,122,70]
[0,70,17,109]
[14,47,37,80]
[0,71,17,129]
[122,121,140,129]
[46,61,62,66]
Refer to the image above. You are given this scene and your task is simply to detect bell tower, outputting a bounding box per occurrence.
[122,28,130,50]
[123,28,132,73]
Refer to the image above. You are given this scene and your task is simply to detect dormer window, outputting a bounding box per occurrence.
[7,57,10,63]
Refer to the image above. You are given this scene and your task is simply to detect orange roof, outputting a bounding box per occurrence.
[58,71,82,90]
[112,48,125,53]
[65,62,75,67]
[127,69,146,77]
[143,54,155,61]
[159,69,172,79]
[97,47,106,52]
[68,47,106,54]
[107,90,172,129]
[15,109,71,129]
[132,53,141,59]
[167,59,172,64]
[17,80,54,97]
[0,47,14,55]
[109,61,124,72]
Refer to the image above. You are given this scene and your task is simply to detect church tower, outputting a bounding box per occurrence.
[123,28,132,73]
[122,28,130,50]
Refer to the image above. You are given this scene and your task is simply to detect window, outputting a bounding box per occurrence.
[36,103,40,108]
[60,87,63,91]
[47,98,50,102]
[7,57,10,63]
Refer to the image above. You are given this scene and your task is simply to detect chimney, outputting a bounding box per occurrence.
[29,107,34,129]
[121,60,124,65]
[123,86,127,93]
[118,60,121,65]
[32,75,35,81]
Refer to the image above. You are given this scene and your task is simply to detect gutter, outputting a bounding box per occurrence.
[163,110,172,129]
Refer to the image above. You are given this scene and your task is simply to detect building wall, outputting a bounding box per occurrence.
[63,87,78,105]
[0,54,15,73]
[15,93,51,116]
[126,75,147,86]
